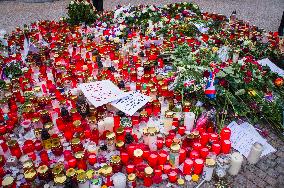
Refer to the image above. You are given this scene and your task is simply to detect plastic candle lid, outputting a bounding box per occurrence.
[2,176,14,186]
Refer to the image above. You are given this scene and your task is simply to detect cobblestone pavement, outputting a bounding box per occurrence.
[0,1,284,187]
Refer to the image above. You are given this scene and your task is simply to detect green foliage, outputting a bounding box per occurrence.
[67,1,98,26]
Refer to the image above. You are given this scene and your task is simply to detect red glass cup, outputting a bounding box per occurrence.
[193,158,204,175]
[200,132,209,146]
[68,157,77,168]
[212,143,221,155]
[178,126,186,135]
[148,153,158,167]
[88,154,97,165]
[192,142,202,151]
[200,148,209,159]
[39,150,49,164]
[126,164,135,174]
[220,127,231,140]
[183,158,193,175]
[120,152,129,164]
[156,139,164,150]
[189,150,200,160]
[209,133,219,143]
[179,148,186,164]
[221,140,231,154]
[168,170,178,183]
[165,138,173,148]
[158,151,168,165]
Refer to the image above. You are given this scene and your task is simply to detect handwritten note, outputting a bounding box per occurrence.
[258,58,284,77]
[79,80,127,107]
[111,91,151,116]
[227,121,276,158]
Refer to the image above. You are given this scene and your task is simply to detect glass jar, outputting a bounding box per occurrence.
[75,151,87,170]
[51,138,63,156]
[110,155,122,173]
[54,174,67,186]
[37,165,50,181]
[148,127,158,151]
[101,165,113,187]
[106,132,116,151]
[202,158,216,181]
[52,163,65,177]
[127,173,137,188]
[7,140,22,159]
[77,172,90,188]
[71,138,84,153]
[169,143,180,168]
[24,168,37,182]
[163,111,173,134]
[144,167,153,187]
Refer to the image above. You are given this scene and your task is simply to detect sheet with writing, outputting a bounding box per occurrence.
[258,58,284,77]
[111,91,151,116]
[227,121,276,158]
[79,80,127,107]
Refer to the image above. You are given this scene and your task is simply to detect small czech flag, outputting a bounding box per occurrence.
[205,72,216,99]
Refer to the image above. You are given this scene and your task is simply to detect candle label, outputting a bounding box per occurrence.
[169,153,179,168]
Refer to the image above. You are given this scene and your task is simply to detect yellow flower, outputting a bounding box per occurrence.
[192,174,199,182]
[248,89,256,96]
[212,47,219,53]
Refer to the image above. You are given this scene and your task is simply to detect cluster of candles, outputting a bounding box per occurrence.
[0,3,270,188]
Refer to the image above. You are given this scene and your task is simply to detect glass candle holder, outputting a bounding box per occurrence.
[169,143,180,168]
[133,149,143,165]
[110,155,122,173]
[51,138,63,156]
[75,151,87,170]
[71,138,84,153]
[37,165,50,181]
[212,143,221,155]
[193,158,204,175]
[88,154,97,166]
[67,157,77,168]
[126,164,135,174]
[220,127,231,140]
[148,153,158,168]
[120,152,129,164]
[158,150,168,165]
[7,140,22,159]
[200,148,209,159]
[168,170,178,183]
[127,173,137,188]
[179,148,186,164]
[144,167,153,187]
[183,158,193,175]
[221,140,231,154]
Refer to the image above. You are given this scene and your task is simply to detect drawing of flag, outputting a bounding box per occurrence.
[205,72,216,99]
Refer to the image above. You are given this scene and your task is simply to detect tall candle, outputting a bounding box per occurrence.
[202,158,216,181]
[228,152,243,176]
[220,127,231,140]
[104,117,114,132]
[193,158,204,175]
[97,120,105,135]
[221,140,231,154]
[184,112,195,131]
[163,112,173,134]
[148,127,158,151]
[247,142,263,164]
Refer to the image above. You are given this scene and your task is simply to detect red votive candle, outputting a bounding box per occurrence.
[221,140,231,154]
[120,152,129,164]
[128,145,136,158]
[168,170,178,183]
[88,154,97,165]
[163,164,172,174]
[68,157,77,168]
[165,138,173,148]
[34,140,43,151]
[142,149,150,160]
[200,148,209,159]
[200,132,209,146]
[178,126,186,136]
[192,142,202,151]
[212,143,221,155]
[183,158,193,175]
[158,151,168,165]
[39,150,49,164]
[193,158,204,175]
[220,127,231,140]
[179,148,186,164]
[156,139,164,150]
[148,153,158,167]
[126,164,135,174]
[190,150,200,160]
[209,133,219,143]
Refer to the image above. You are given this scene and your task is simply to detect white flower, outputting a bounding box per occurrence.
[84,1,89,5]
[164,4,168,8]
[70,1,74,5]
[114,37,120,43]
[149,5,155,11]
[119,25,126,31]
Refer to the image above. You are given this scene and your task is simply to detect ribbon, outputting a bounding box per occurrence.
[204,72,216,99]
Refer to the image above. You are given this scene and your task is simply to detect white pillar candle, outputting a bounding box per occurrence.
[148,127,158,151]
[247,142,263,164]
[104,117,114,132]
[184,112,195,131]
[202,158,216,181]
[137,67,144,79]
[228,152,243,176]
[112,172,127,188]
[143,128,149,145]
[163,112,173,134]
[97,120,105,135]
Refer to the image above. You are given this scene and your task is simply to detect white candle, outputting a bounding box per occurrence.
[148,127,158,151]
[112,172,127,188]
[163,112,173,134]
[104,117,114,132]
[184,112,195,131]
[97,120,105,135]
[202,158,216,181]
[143,128,149,145]
[247,142,263,164]
[228,152,243,176]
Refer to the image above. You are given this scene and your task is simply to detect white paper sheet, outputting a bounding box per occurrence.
[258,58,284,77]
[111,91,151,116]
[227,121,276,158]
[79,80,127,107]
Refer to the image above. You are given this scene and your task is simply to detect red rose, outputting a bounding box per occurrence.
[246,70,252,77]
[244,77,252,83]
[203,70,210,78]
[219,78,228,88]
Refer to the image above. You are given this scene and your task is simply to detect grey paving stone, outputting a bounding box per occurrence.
[265,175,277,186]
